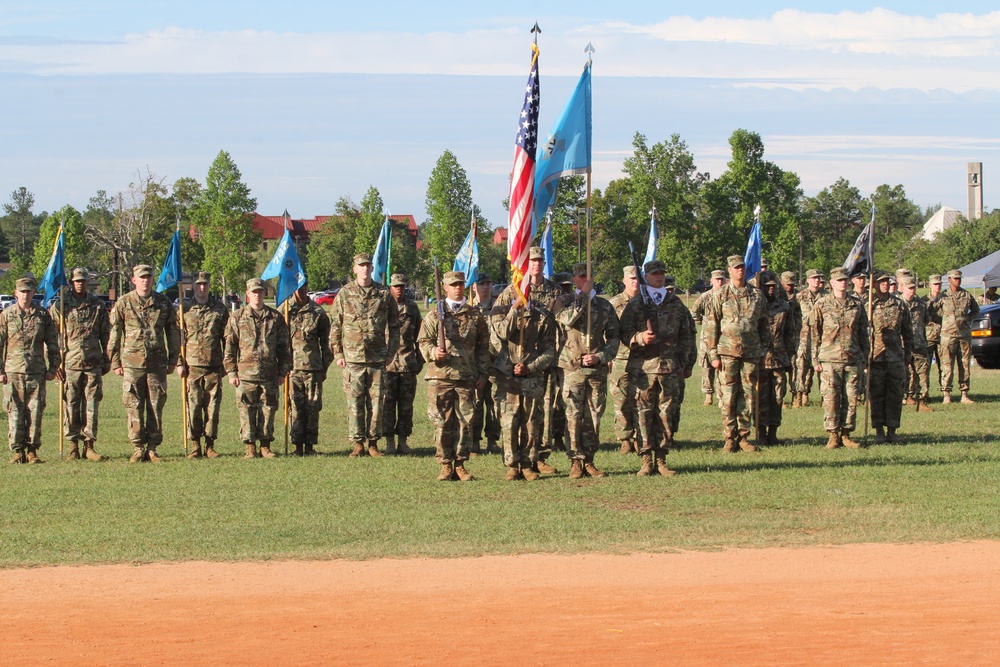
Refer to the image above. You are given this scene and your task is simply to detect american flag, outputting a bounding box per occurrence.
[507,44,539,302]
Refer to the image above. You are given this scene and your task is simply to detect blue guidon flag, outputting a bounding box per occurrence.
[261,228,306,307]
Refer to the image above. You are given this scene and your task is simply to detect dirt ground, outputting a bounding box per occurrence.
[3,541,999,666]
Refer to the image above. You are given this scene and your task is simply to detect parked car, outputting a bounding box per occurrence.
[314,289,340,307]
[225,292,242,311]
[0,294,13,310]
[491,283,508,299]
[971,303,1000,369]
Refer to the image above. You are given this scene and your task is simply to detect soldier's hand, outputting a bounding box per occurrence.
[582,354,600,367]
[114,368,124,376]
[176,363,189,379]
[336,358,346,368]
[640,331,656,345]
[682,369,693,379]
[434,347,448,361]
[814,363,823,373]
[229,376,240,388]
[711,359,721,370]
[166,363,176,375]
[45,371,57,382]
[0,374,6,384]
[475,378,486,391]
[514,362,528,376]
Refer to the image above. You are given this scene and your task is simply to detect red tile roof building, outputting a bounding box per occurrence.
[252,211,419,252]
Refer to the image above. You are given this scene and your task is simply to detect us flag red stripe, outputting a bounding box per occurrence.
[507,43,539,302]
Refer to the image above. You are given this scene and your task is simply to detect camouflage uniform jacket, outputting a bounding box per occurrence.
[692,288,717,362]
[704,283,771,363]
[924,294,942,343]
[493,302,557,378]
[109,290,180,372]
[385,299,424,374]
[289,299,332,372]
[930,287,980,340]
[330,281,400,364]
[491,280,562,356]
[556,293,620,375]
[608,290,635,364]
[762,297,798,370]
[796,287,828,352]
[223,305,291,381]
[417,303,490,383]
[49,291,110,371]
[619,292,696,375]
[0,304,60,375]
[869,294,913,364]
[180,297,228,368]
[979,293,999,306]
[809,294,870,365]
[785,291,803,342]
[902,295,931,354]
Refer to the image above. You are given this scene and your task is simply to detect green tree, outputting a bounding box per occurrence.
[801,177,863,274]
[421,150,486,277]
[30,205,88,281]
[354,186,385,257]
[1,186,46,280]
[306,197,360,289]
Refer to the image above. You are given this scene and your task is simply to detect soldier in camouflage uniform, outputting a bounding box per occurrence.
[925,275,943,393]
[383,273,423,455]
[851,274,868,304]
[557,262,620,479]
[620,260,695,476]
[109,264,180,463]
[868,271,913,443]
[50,267,110,461]
[223,278,291,459]
[792,269,827,408]
[929,269,980,404]
[1,277,61,463]
[980,286,999,306]
[608,266,641,454]
[900,277,935,412]
[704,255,771,452]
[809,267,870,449]
[759,272,797,445]
[470,273,500,455]
[176,271,228,459]
[667,275,697,443]
[693,269,725,407]
[288,284,332,456]
[492,274,557,481]
[330,253,400,457]
[417,270,490,482]
[780,271,802,405]
[492,247,563,473]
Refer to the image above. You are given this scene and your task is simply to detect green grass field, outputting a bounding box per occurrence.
[1,360,998,568]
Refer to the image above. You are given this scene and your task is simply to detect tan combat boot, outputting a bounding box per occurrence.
[397,438,413,455]
[384,435,396,455]
[903,396,917,406]
[9,449,26,464]
[259,444,276,459]
[243,443,258,459]
[790,393,800,408]
[187,441,203,459]
[521,465,539,481]
[436,463,454,481]
[800,393,810,407]
[569,459,585,479]
[584,456,606,478]
[453,462,475,481]
[917,399,934,413]
[204,438,220,458]
[942,392,952,404]
[655,455,677,477]
[636,453,654,477]
[348,442,365,457]
[67,443,81,460]
[25,448,43,464]
[738,436,758,452]
[129,445,146,463]
[367,440,384,458]
[703,394,713,406]
[505,466,522,481]
[825,431,842,449]
[961,391,975,404]
[619,439,632,455]
[840,432,863,449]
[84,441,104,461]
[722,438,738,453]
[535,459,557,475]
[146,448,163,463]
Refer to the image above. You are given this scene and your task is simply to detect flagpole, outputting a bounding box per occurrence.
[864,206,875,443]
[57,221,65,460]
[584,43,594,352]
[284,297,290,456]
[469,211,478,306]
[176,217,189,456]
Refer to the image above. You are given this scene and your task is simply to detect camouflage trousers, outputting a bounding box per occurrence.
[382,371,417,439]
[342,363,383,444]
[609,362,637,442]
[927,341,943,391]
[673,370,686,434]
[794,350,814,395]
[633,371,680,455]
[121,369,167,447]
[787,355,800,402]
[562,371,608,460]
[759,367,788,427]
[718,357,759,441]
[498,374,546,468]
[426,379,475,464]
[699,354,718,396]
[939,337,972,394]
[906,352,931,401]
[819,362,861,432]
[870,361,905,429]
[541,368,566,458]
[290,370,324,446]
[236,379,279,444]
[63,368,102,444]
[472,374,501,448]
[185,366,223,443]
[5,373,45,451]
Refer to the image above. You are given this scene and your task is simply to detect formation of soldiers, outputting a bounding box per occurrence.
[0,251,984,478]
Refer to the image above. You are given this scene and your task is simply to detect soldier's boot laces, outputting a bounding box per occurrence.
[367,440,384,458]
[454,463,475,482]
[505,466,522,481]
[129,445,147,463]
[569,459,585,479]
[535,459,557,475]
[187,441,203,459]
[437,463,455,481]
[619,439,632,455]
[636,453,654,477]
[67,443,81,460]
[259,445,276,459]
[521,465,539,481]
[25,448,43,464]
[722,438,738,453]
[397,438,413,455]
[243,443,258,459]
[840,432,863,449]
[584,456,606,478]
[655,455,677,477]
[146,448,163,463]
[961,391,975,404]
[84,441,104,461]
[384,435,396,455]
[825,432,842,449]
[917,399,934,413]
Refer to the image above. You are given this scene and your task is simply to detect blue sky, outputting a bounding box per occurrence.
[2,2,999,231]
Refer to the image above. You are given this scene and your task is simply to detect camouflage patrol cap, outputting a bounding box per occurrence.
[899,276,916,288]
[805,269,824,279]
[928,274,942,284]
[760,258,770,268]
[644,259,666,274]
[15,276,36,292]
[873,270,890,282]
[709,270,725,280]
[895,268,912,278]
[389,273,407,287]
[246,278,267,292]
[759,271,778,286]
[443,270,465,285]
[888,276,897,286]
[554,272,573,285]
[133,264,154,278]
[780,271,796,285]
[947,269,963,279]
[528,246,544,260]
[572,262,588,277]
[70,267,89,282]
[829,267,849,281]
[353,253,373,266]
[623,266,638,279]
[476,272,494,284]
[727,255,746,268]
[194,271,211,285]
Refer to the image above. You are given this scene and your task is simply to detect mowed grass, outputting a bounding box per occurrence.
[1,359,999,567]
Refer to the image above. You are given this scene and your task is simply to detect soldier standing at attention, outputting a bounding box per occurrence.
[759,272,797,445]
[693,269,725,407]
[900,277,935,412]
[330,253,400,457]
[288,284,332,456]
[930,269,980,404]
[704,255,770,453]
[109,265,179,463]
[557,262,620,479]
[608,265,641,454]
[792,269,827,408]
[223,278,291,459]
[869,271,913,443]
[50,268,110,461]
[810,267,869,449]
[470,273,500,455]
[925,275,944,394]
[176,271,229,459]
[1,276,60,464]
[619,260,695,476]
[382,273,422,455]
[417,270,490,482]
[780,271,802,406]
[666,275,697,443]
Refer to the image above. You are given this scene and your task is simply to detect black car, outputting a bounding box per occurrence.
[971,303,1000,369]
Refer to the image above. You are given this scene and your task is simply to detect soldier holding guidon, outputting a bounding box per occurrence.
[608,265,641,454]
